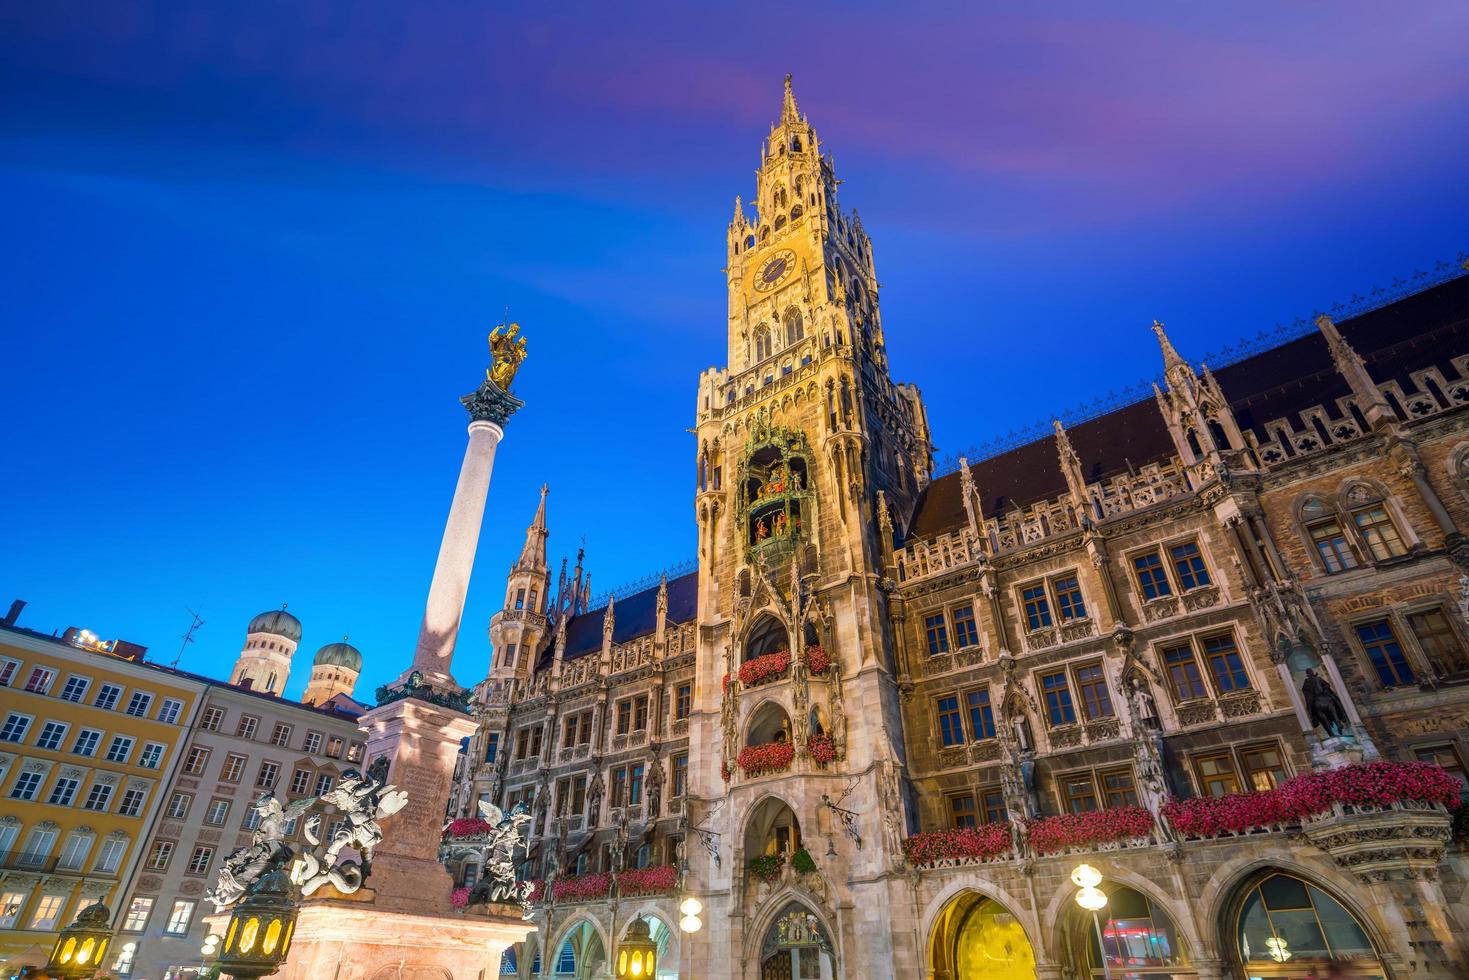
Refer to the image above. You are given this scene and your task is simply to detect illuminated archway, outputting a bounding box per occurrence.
[755,900,836,980]
[1059,882,1191,978]
[928,891,1034,980]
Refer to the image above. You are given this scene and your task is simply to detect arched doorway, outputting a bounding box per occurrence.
[1230,871,1384,978]
[1061,883,1191,978]
[928,891,1034,980]
[757,902,835,979]
[545,918,606,979]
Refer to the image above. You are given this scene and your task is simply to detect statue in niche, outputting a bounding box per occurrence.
[586,765,605,828]
[1128,676,1160,732]
[1009,711,1034,753]
[1302,668,1350,738]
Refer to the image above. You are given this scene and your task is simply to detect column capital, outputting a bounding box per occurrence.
[461,377,525,426]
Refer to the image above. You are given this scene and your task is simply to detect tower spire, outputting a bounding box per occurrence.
[1151,319,1186,373]
[516,484,550,570]
[781,73,801,126]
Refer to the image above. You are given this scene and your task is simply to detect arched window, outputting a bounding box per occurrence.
[790,204,804,221]
[1077,885,1188,976]
[929,893,1034,979]
[1236,873,1380,976]
[555,938,576,975]
[754,326,772,363]
[784,308,804,346]
[774,214,786,231]
[1340,483,1408,561]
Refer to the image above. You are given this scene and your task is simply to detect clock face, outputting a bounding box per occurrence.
[754,249,796,292]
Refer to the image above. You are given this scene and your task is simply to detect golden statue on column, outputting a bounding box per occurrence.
[488,322,528,392]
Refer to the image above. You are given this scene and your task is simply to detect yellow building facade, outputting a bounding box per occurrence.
[0,622,206,972]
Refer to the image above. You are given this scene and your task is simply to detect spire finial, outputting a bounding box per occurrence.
[781,73,800,125]
[1151,319,1186,370]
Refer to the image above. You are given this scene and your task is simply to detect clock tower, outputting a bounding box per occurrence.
[690,76,933,978]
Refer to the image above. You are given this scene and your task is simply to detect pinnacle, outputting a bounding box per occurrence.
[781,73,801,126]
[1150,319,1186,369]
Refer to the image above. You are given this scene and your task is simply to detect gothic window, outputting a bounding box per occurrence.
[754,326,772,362]
[784,307,804,345]
[774,214,787,231]
[790,204,803,221]
[1307,518,1358,573]
[1236,874,1378,974]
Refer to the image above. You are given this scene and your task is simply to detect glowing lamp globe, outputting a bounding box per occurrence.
[1076,886,1109,912]
[679,896,703,917]
[680,914,703,933]
[1070,864,1103,890]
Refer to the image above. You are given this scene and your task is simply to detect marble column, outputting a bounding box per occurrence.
[409,417,503,685]
[402,377,524,689]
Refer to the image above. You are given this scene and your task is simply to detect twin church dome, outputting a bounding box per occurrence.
[232,605,362,705]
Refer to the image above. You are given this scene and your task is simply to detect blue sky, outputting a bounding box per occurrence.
[2,1,1466,699]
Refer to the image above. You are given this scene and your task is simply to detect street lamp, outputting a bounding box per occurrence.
[678,896,703,934]
[45,902,114,979]
[1071,864,1112,980]
[615,916,657,979]
[213,867,300,980]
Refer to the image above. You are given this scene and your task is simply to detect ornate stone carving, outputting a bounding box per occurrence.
[291,756,408,898]
[1176,700,1218,727]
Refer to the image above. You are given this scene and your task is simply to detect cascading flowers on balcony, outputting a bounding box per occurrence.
[747,853,785,883]
[738,740,796,777]
[617,864,679,897]
[801,645,833,675]
[806,732,836,764]
[444,817,493,839]
[901,824,1012,867]
[739,650,792,687]
[1163,761,1461,837]
[1026,806,1155,855]
[527,879,545,904]
[551,871,612,903]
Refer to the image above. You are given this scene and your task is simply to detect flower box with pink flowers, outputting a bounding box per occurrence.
[1163,761,1460,839]
[739,650,792,687]
[901,824,1013,867]
[551,871,612,903]
[738,740,795,777]
[1025,806,1156,856]
[617,864,678,897]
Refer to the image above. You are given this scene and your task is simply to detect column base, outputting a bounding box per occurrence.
[280,898,534,980]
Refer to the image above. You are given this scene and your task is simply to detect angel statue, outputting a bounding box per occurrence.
[291,755,408,897]
[487,322,529,392]
[207,792,314,911]
[459,800,535,915]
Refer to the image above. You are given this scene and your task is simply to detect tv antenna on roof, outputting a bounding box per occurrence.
[174,606,205,668]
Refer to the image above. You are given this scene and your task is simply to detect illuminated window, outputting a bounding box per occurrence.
[1194,753,1240,797]
[28,893,67,930]
[1352,505,1406,560]
[1241,744,1288,791]
[164,900,195,935]
[122,897,154,932]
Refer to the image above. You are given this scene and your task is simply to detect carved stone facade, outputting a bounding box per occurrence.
[459,79,1469,979]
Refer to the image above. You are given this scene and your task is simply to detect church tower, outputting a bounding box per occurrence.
[487,484,553,682]
[690,77,932,978]
[230,607,301,696]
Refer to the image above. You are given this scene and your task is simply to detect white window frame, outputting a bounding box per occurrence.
[59,674,92,703]
[157,697,185,725]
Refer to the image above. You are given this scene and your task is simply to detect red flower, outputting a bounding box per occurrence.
[616,864,678,897]
[802,645,833,675]
[444,818,493,839]
[737,740,796,776]
[901,824,1012,867]
[806,732,836,764]
[526,879,545,904]
[450,886,470,909]
[1025,807,1155,855]
[1162,761,1460,838]
[739,650,792,687]
[551,872,612,903]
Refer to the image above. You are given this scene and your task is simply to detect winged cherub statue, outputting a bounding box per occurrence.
[291,755,408,897]
[207,792,314,911]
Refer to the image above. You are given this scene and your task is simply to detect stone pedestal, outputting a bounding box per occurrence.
[279,900,533,980]
[279,697,535,979]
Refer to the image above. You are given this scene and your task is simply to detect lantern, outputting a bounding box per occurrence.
[213,867,300,979]
[46,902,114,979]
[615,916,658,979]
